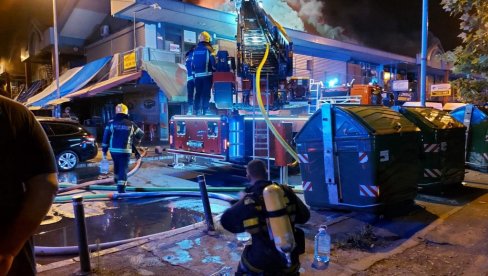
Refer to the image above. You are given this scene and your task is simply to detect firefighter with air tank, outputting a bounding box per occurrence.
[221,159,310,275]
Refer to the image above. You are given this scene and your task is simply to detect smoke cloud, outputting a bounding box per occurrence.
[184,0,352,42]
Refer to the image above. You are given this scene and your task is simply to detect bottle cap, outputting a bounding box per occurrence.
[319,224,328,231]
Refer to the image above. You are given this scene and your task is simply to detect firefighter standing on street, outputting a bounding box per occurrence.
[221,160,310,275]
[192,31,216,115]
[185,45,196,115]
[102,104,144,193]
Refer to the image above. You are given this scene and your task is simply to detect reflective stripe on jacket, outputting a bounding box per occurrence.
[192,42,216,78]
[102,114,144,154]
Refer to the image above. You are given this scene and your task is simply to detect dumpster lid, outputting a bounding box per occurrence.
[403,107,465,129]
[341,106,419,135]
[450,104,488,125]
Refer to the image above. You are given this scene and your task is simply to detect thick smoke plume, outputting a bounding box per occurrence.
[184,0,353,42]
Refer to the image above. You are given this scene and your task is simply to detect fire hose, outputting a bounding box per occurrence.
[255,43,300,163]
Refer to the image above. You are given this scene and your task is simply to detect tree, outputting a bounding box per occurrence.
[441,0,488,104]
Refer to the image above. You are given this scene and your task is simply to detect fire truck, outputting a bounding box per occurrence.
[168,0,305,168]
[167,0,382,169]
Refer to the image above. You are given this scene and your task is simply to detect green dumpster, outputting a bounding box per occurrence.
[450,105,488,172]
[399,107,466,187]
[295,104,420,211]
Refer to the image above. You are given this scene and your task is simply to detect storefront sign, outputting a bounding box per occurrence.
[184,30,197,43]
[392,80,409,91]
[123,52,136,70]
[431,83,451,96]
[169,43,181,53]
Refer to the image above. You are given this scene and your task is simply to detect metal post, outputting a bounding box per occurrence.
[280,166,288,185]
[72,195,91,275]
[266,74,270,180]
[198,175,216,233]
[133,11,137,52]
[52,0,60,117]
[420,0,429,107]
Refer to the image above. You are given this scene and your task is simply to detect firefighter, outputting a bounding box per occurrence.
[185,45,196,115]
[221,160,310,275]
[102,104,144,193]
[192,31,216,115]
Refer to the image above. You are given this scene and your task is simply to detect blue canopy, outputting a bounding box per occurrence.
[29,56,112,107]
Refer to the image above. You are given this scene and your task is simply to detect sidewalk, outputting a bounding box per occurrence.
[38,187,488,275]
[45,149,488,275]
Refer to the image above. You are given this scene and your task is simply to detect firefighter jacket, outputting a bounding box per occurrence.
[185,48,194,81]
[221,180,310,273]
[192,41,216,78]
[102,114,144,154]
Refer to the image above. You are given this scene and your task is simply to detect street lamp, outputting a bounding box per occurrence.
[53,0,60,117]
[420,0,428,107]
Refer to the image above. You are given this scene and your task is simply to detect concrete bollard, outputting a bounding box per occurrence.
[198,174,216,234]
[72,195,92,275]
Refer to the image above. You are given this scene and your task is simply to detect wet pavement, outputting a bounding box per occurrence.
[35,146,488,275]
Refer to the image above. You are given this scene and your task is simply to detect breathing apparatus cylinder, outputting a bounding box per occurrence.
[263,184,295,267]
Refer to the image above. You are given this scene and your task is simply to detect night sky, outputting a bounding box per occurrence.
[322,0,461,55]
[0,0,461,75]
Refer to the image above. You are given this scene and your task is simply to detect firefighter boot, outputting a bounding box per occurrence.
[117,181,127,193]
[187,105,193,115]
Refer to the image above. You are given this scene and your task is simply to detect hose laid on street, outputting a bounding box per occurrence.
[56,148,147,194]
[54,191,237,203]
[58,183,245,193]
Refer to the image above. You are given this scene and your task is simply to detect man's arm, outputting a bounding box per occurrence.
[0,173,58,275]
[220,198,247,233]
[101,123,112,157]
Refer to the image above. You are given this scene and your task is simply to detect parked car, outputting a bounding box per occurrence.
[37,117,98,171]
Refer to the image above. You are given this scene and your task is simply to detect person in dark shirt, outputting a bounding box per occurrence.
[102,103,144,193]
[0,95,58,276]
[221,160,310,275]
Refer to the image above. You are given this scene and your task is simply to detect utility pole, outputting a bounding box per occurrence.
[53,0,60,117]
[420,0,428,107]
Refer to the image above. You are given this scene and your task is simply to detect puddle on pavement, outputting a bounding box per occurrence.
[35,197,230,247]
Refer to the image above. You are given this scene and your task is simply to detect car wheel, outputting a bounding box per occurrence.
[57,150,79,171]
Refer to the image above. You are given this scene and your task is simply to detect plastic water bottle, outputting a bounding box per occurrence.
[313,225,330,269]
[99,158,109,174]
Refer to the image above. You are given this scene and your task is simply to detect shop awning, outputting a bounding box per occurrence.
[45,71,142,105]
[68,71,142,98]
[26,56,112,107]
[26,67,82,106]
[141,60,187,102]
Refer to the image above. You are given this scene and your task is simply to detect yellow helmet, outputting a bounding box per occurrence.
[115,103,128,115]
[199,31,211,43]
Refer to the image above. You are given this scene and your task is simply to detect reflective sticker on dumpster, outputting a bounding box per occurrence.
[441,142,447,152]
[484,153,488,161]
[302,181,312,191]
[298,153,309,163]
[358,152,368,164]
[359,185,379,197]
[379,150,389,162]
[424,168,442,178]
[424,143,440,153]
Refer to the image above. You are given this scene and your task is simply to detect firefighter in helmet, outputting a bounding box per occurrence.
[101,104,144,193]
[191,31,216,115]
[221,160,310,275]
[185,45,196,115]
